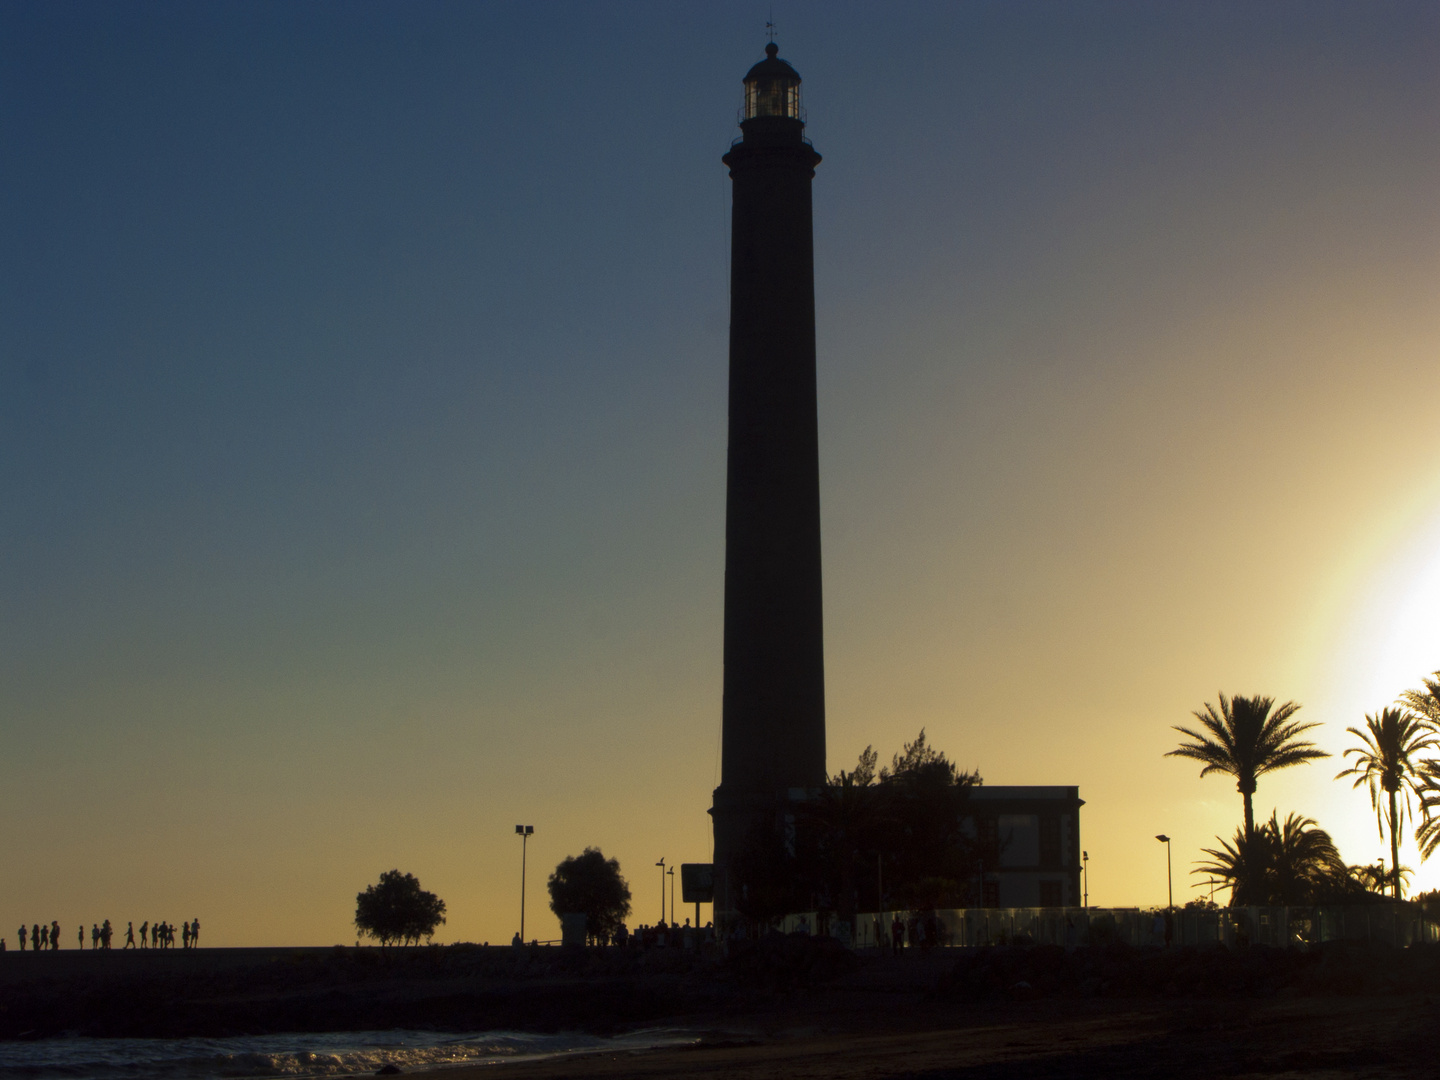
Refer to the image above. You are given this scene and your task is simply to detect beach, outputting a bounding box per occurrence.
[3,941,1439,1078]
[457,996,1438,1080]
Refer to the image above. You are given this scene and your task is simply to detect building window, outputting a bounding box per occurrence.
[1039,880,1063,908]
[1039,814,1061,869]
[977,815,1000,865]
[998,814,1039,866]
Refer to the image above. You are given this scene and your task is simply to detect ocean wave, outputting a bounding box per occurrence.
[0,1028,699,1079]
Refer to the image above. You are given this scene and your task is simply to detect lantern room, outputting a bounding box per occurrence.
[743,43,803,122]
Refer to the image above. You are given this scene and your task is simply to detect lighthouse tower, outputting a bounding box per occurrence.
[710,43,827,919]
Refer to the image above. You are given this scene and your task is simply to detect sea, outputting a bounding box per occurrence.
[0,1028,701,1079]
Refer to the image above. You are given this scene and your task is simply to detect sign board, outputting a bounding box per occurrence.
[680,863,714,904]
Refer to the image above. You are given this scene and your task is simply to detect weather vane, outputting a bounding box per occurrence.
[766,11,776,44]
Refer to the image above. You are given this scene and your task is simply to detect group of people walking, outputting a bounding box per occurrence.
[6,918,201,951]
[9,921,62,951]
[132,919,200,949]
[616,920,714,949]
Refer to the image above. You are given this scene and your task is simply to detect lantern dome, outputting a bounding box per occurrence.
[742,43,803,121]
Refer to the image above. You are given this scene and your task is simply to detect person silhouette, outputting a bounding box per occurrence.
[124,922,135,949]
[39,925,48,950]
[91,924,99,950]
[17,925,26,952]
[182,921,191,949]
[139,921,148,948]
[31,925,39,951]
[50,921,60,951]
[102,920,113,949]
[190,919,200,947]
[78,925,84,949]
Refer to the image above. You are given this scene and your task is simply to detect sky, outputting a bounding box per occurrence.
[2,1,1438,945]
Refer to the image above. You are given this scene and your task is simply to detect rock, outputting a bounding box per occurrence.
[376,1065,402,1075]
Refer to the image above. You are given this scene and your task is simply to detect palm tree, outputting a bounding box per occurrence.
[1336,707,1436,899]
[1195,827,1272,906]
[1348,860,1412,897]
[1400,672,1440,865]
[1399,670,1440,726]
[1195,812,1347,906]
[1168,694,1328,839]
[1265,812,1347,905]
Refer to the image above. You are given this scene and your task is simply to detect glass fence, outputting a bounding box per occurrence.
[778,904,1438,950]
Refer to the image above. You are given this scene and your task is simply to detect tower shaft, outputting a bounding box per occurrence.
[720,129,826,794]
[710,50,826,919]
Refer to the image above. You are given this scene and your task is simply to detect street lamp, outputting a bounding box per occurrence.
[1155,835,1173,910]
[667,866,676,925]
[655,858,666,924]
[515,825,534,942]
[1082,850,1089,910]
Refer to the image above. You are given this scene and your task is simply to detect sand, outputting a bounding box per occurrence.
[442,995,1439,1079]
[5,941,1440,1077]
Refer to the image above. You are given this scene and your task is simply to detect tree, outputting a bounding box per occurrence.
[880,728,964,785]
[1168,694,1327,839]
[1264,811,1348,905]
[546,847,631,945]
[1336,707,1436,899]
[1399,672,1440,865]
[1195,826,1272,906]
[797,761,878,929]
[1349,861,1410,897]
[1399,670,1440,726]
[355,870,447,946]
[1195,812,1347,906]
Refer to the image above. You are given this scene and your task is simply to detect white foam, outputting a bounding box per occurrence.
[0,1028,701,1079]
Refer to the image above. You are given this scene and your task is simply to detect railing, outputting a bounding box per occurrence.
[778,904,1438,950]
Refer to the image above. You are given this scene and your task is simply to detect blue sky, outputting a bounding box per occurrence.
[3,2,1438,942]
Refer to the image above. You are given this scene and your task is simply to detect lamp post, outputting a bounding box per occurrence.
[1155,835,1173,910]
[655,858,666,924]
[1082,850,1089,910]
[515,825,534,942]
[667,866,676,925]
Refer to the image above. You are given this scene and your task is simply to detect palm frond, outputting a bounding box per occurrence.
[1337,708,1435,839]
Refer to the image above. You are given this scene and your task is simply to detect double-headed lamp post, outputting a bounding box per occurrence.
[1082,850,1089,910]
[1155,834,1173,910]
[655,858,666,924]
[515,825,534,942]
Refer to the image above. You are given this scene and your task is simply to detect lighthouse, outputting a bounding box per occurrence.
[710,43,827,920]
